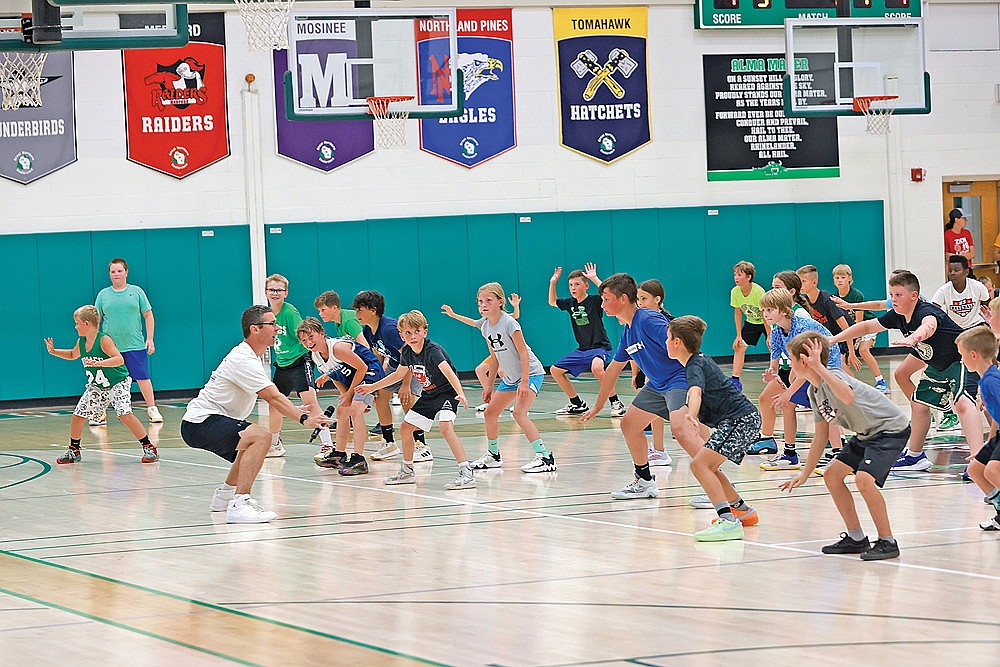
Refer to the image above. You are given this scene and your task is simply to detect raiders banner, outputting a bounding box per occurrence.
[272,49,373,171]
[123,12,230,179]
[0,52,77,185]
[553,7,649,164]
[417,8,516,168]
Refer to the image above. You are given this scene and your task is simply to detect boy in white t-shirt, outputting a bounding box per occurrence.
[933,255,991,331]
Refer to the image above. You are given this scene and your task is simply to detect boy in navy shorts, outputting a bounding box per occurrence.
[780,332,911,560]
[548,263,624,417]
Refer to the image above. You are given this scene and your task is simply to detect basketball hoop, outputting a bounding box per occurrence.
[233,0,295,51]
[366,95,415,149]
[853,95,899,136]
[0,51,47,110]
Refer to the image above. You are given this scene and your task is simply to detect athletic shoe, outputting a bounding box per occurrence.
[384,466,416,485]
[937,412,961,432]
[445,470,477,490]
[367,424,382,440]
[509,404,516,414]
[979,514,1000,531]
[210,486,235,512]
[960,470,973,483]
[313,444,333,462]
[816,450,839,468]
[226,496,277,524]
[140,444,159,463]
[688,495,713,509]
[760,453,800,470]
[266,438,286,458]
[732,505,759,527]
[413,444,433,463]
[694,518,744,542]
[821,532,870,554]
[89,414,107,427]
[988,493,1000,514]
[730,377,743,393]
[372,441,401,461]
[555,402,588,415]
[475,403,489,412]
[610,477,658,500]
[338,454,369,476]
[56,447,81,464]
[471,451,503,469]
[390,393,402,406]
[891,452,931,471]
[609,400,627,418]
[315,451,345,469]
[747,437,779,455]
[147,406,164,423]
[874,378,890,393]
[861,538,900,561]
[520,453,557,473]
[647,448,672,466]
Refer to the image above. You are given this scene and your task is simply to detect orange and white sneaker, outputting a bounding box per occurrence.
[732,505,759,527]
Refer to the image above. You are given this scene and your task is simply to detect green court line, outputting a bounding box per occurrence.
[0,454,51,490]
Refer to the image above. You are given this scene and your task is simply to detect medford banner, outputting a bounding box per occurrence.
[417,8,516,168]
[0,52,77,184]
[123,12,230,179]
[703,53,839,181]
[272,49,373,172]
[553,7,649,164]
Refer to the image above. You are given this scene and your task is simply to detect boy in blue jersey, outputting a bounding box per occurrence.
[955,326,1000,531]
[581,273,700,500]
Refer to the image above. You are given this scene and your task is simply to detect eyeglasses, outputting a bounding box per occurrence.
[253,320,278,327]
[266,288,286,294]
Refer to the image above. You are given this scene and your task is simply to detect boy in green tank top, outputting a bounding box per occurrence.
[44,305,158,464]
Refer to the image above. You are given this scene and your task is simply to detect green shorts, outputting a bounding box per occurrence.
[913,362,978,411]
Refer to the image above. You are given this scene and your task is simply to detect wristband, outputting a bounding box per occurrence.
[299,413,308,424]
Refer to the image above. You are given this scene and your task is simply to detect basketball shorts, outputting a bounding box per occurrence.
[122,349,151,381]
[740,321,767,347]
[913,362,978,411]
[74,377,134,420]
[273,354,315,396]
[497,374,544,394]
[404,392,461,432]
[705,410,762,465]
[551,348,611,377]
[777,368,811,407]
[630,385,687,420]
[974,433,1000,466]
[181,415,252,463]
[835,428,910,487]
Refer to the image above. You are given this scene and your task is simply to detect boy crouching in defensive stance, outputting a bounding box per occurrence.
[780,332,911,560]
[666,316,762,542]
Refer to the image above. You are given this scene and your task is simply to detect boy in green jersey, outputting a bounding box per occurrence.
[730,261,770,393]
[44,305,158,464]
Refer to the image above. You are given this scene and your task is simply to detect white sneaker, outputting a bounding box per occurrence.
[445,470,476,490]
[147,406,164,423]
[266,439,286,458]
[648,449,672,466]
[313,444,333,462]
[385,465,416,485]
[688,495,714,509]
[390,393,402,406]
[520,453,557,473]
[555,402,588,415]
[226,495,277,523]
[611,477,659,500]
[471,451,503,469]
[89,414,107,427]
[609,400,627,418]
[413,444,433,463]
[475,403,489,412]
[210,486,235,512]
[372,441,401,460]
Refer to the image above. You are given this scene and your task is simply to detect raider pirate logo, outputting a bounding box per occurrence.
[570,49,637,101]
[144,58,209,111]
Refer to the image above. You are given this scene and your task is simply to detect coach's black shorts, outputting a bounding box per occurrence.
[273,354,314,396]
[181,415,252,463]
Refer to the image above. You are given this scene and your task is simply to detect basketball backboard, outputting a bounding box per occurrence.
[0,2,188,52]
[283,7,465,121]
[782,17,930,117]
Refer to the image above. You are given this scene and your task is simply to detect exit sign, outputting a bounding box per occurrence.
[696,0,920,29]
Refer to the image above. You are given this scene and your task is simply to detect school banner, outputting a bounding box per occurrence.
[416,8,515,168]
[553,7,649,164]
[0,52,77,184]
[123,12,230,179]
[703,53,839,180]
[272,49,374,172]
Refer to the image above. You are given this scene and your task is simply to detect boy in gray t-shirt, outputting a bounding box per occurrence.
[780,332,911,562]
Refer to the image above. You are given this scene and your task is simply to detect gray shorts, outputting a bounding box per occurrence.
[836,428,910,487]
[630,385,687,420]
[705,410,762,465]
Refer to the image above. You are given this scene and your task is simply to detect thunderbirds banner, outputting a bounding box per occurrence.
[553,7,649,163]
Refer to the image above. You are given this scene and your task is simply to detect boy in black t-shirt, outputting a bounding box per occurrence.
[797,265,861,373]
[357,310,476,491]
[548,263,624,416]
[667,315,762,543]
[830,271,984,472]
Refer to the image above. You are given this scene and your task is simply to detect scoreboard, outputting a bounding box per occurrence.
[696,0,920,29]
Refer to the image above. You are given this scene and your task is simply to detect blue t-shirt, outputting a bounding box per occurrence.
[978,365,1000,424]
[363,315,404,367]
[613,308,686,392]
[769,316,843,369]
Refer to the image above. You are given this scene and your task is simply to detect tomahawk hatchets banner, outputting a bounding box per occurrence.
[0,52,77,185]
[416,8,515,168]
[123,12,230,179]
[554,7,649,163]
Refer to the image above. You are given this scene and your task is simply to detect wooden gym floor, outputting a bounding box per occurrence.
[2,360,999,666]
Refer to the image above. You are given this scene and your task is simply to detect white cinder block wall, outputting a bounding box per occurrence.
[2,0,998,291]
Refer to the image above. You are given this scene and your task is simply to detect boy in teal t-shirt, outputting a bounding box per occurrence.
[730,261,769,393]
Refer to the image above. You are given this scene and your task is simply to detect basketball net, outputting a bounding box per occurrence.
[233,0,295,51]
[367,96,415,149]
[0,51,47,110]
[853,95,898,136]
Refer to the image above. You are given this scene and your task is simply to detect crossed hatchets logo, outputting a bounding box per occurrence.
[570,48,638,101]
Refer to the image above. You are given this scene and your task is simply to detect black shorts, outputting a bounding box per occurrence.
[974,434,1000,466]
[273,354,315,396]
[403,391,461,431]
[181,415,252,463]
[635,367,646,389]
[741,321,766,346]
[835,428,910,487]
